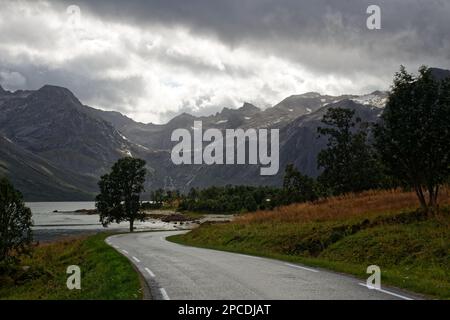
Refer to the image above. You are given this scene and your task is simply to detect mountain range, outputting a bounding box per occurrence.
[1,68,448,200]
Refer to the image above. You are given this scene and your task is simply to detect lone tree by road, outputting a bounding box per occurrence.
[0,178,33,266]
[375,66,450,212]
[96,157,147,232]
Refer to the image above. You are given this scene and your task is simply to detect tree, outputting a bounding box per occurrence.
[375,66,450,212]
[188,187,199,200]
[282,164,319,204]
[0,178,33,265]
[150,188,164,206]
[96,157,147,232]
[244,195,258,212]
[317,107,383,195]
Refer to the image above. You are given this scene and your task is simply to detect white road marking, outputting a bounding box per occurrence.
[237,253,262,260]
[122,250,129,254]
[358,283,413,300]
[113,245,120,249]
[285,263,319,273]
[132,256,141,263]
[145,267,155,277]
[159,288,170,300]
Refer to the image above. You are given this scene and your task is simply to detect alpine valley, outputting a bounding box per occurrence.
[1,68,448,201]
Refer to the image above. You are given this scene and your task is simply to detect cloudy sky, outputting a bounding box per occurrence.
[0,0,449,123]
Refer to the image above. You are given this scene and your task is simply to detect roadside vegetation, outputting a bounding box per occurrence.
[170,188,450,299]
[0,157,145,300]
[0,178,33,267]
[169,67,450,299]
[0,233,142,300]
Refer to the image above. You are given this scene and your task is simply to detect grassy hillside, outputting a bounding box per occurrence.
[0,233,142,300]
[170,189,450,299]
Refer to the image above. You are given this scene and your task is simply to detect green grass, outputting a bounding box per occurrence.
[0,233,142,300]
[169,208,450,299]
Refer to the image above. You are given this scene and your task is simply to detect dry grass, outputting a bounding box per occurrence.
[237,187,450,224]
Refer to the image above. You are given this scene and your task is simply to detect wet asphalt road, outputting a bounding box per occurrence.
[106,231,418,300]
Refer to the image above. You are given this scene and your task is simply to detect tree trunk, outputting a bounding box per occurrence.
[427,185,439,213]
[414,185,428,211]
[129,219,134,232]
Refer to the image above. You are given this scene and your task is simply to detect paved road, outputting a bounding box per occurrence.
[106,231,418,300]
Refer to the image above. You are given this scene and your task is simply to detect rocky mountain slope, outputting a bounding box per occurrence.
[0,84,388,199]
[0,135,97,201]
[0,85,136,177]
[1,67,447,200]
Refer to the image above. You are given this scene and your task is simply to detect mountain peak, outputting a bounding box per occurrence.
[240,102,259,112]
[370,90,386,96]
[29,85,80,105]
[0,85,5,95]
[37,84,75,96]
[217,103,260,118]
[168,112,196,125]
[430,67,450,81]
[299,92,322,98]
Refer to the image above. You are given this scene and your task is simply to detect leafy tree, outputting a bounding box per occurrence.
[244,195,258,212]
[375,66,450,211]
[178,185,283,213]
[282,164,319,203]
[150,188,164,206]
[188,187,199,200]
[0,178,33,265]
[164,189,180,208]
[96,157,147,232]
[317,107,383,195]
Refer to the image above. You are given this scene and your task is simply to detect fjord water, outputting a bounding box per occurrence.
[27,202,99,230]
[27,202,182,242]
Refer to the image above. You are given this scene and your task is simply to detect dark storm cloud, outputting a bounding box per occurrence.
[57,0,450,75]
[1,0,449,123]
[0,52,147,113]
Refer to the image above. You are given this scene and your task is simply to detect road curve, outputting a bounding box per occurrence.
[106,231,418,300]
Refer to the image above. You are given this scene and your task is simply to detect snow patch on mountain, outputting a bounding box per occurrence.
[118,132,129,141]
[3,136,13,144]
[122,149,132,157]
[351,93,388,108]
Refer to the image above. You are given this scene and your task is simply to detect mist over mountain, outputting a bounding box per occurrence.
[0,68,448,200]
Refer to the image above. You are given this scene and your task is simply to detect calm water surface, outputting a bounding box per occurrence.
[27,202,99,230]
[26,202,176,231]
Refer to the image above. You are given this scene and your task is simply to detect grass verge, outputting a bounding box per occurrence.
[0,233,142,300]
[168,190,450,299]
